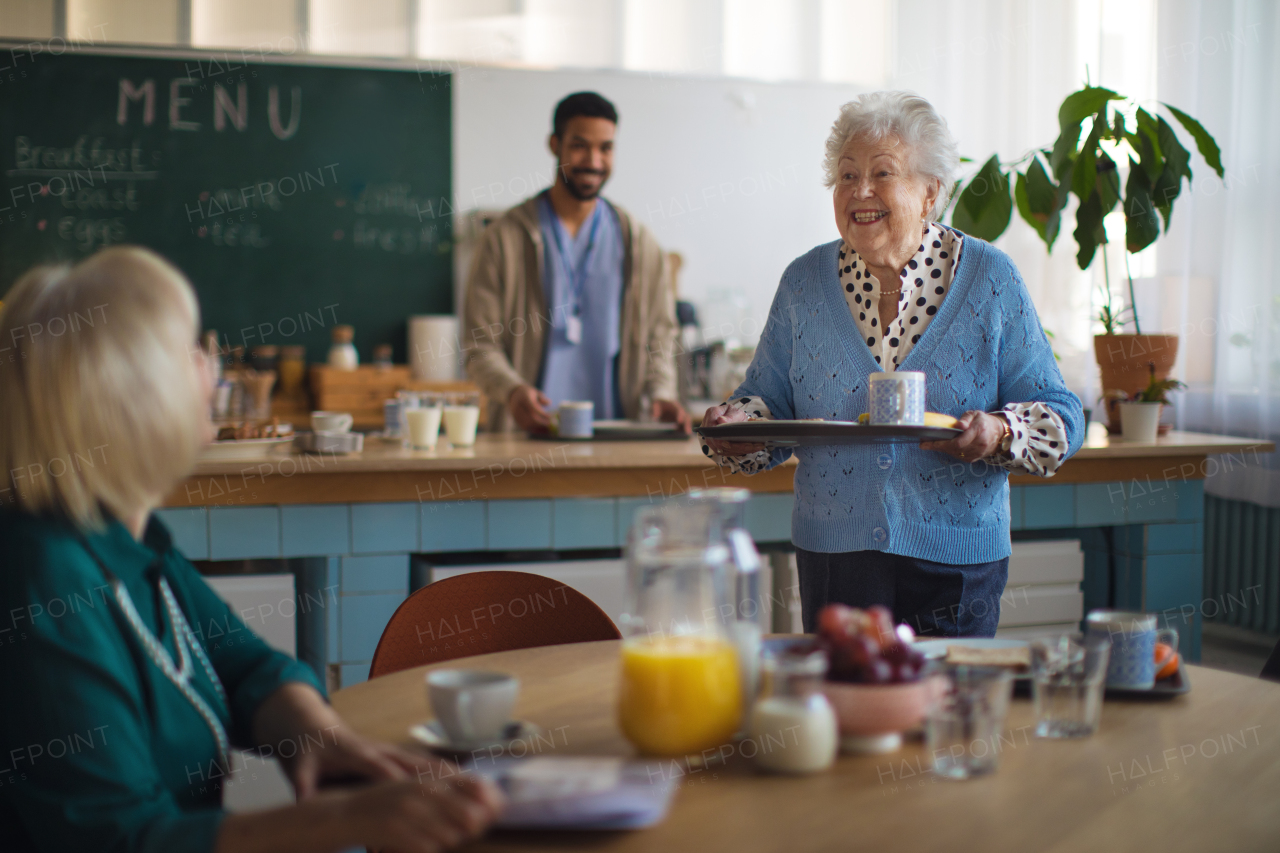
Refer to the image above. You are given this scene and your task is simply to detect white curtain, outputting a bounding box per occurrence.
[1155,0,1280,505]
[891,0,1103,410]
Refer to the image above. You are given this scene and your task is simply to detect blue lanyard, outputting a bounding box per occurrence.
[547,202,603,316]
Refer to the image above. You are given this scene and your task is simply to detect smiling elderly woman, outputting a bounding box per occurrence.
[702,91,1085,638]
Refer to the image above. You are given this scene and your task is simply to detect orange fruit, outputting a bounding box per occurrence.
[1154,642,1179,680]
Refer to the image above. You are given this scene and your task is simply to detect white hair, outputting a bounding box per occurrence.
[0,247,206,528]
[822,91,960,221]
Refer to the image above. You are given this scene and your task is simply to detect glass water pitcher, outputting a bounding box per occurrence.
[617,501,743,757]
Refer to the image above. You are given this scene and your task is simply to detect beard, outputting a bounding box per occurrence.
[561,166,609,201]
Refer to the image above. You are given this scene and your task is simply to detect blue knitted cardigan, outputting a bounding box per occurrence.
[735,236,1085,563]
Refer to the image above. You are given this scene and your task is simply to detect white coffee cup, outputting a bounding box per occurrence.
[426,669,519,744]
[443,405,480,447]
[405,406,442,449]
[311,411,353,433]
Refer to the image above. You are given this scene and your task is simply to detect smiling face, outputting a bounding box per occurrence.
[549,116,615,201]
[832,135,939,273]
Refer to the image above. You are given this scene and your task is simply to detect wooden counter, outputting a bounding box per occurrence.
[166,427,1271,508]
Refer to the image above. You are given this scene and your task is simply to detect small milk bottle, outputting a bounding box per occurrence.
[749,648,838,774]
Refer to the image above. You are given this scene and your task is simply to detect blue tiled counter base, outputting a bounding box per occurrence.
[158,481,1207,685]
[1010,480,1205,661]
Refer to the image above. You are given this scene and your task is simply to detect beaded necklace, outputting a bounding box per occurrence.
[80,537,231,765]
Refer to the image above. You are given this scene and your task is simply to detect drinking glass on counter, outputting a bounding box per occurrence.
[443,391,482,447]
[617,502,743,757]
[924,664,1013,780]
[406,405,443,450]
[1030,633,1111,739]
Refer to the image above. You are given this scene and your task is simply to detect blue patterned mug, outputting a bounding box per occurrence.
[1085,610,1179,689]
[868,371,926,426]
[554,401,594,438]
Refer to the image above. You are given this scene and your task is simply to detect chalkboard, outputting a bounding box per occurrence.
[0,48,451,363]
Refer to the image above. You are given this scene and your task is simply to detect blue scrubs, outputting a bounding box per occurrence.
[535,192,625,420]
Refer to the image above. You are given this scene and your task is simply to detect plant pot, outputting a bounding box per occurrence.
[1119,402,1162,443]
[1094,335,1178,433]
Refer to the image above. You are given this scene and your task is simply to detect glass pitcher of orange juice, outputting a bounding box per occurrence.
[617,502,743,757]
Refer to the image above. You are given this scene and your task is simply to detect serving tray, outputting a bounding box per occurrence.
[697,419,961,446]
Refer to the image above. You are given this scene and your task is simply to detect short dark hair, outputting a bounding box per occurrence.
[552,92,618,138]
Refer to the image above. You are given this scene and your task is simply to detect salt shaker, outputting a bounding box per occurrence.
[328,325,358,370]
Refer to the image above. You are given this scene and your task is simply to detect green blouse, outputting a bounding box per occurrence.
[0,508,323,853]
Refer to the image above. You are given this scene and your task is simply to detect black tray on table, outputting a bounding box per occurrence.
[696,420,961,446]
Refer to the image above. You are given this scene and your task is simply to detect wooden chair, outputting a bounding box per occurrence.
[368,571,622,679]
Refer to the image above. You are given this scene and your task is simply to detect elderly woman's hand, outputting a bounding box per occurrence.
[919,411,1007,461]
[702,403,766,456]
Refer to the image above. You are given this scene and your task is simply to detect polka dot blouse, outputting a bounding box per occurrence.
[701,223,1069,476]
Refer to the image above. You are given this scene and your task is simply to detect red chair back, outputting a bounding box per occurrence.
[368,571,621,678]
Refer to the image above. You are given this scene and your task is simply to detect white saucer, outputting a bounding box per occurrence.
[409,719,545,754]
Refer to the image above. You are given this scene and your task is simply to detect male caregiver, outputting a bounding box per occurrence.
[462,91,690,434]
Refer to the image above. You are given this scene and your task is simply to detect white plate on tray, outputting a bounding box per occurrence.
[199,436,294,460]
[696,419,960,446]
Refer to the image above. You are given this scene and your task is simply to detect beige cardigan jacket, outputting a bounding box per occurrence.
[461,196,679,432]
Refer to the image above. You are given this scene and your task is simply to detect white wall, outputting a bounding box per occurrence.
[455,65,861,345]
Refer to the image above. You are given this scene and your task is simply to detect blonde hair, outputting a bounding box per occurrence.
[0,247,207,528]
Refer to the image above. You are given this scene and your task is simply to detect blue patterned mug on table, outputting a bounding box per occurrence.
[868,371,926,426]
[1085,610,1179,689]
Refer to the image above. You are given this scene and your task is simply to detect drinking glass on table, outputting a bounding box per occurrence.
[617,502,743,758]
[924,663,1013,780]
[1030,633,1111,739]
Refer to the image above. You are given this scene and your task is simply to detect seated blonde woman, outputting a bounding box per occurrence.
[0,248,502,853]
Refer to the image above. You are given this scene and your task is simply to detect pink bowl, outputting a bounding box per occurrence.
[822,676,942,736]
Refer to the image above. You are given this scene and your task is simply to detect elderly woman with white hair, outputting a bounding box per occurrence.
[0,248,501,853]
[702,91,1084,638]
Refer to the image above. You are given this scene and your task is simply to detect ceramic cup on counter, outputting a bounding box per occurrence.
[311,411,353,433]
[426,669,519,744]
[555,401,594,438]
[868,371,926,426]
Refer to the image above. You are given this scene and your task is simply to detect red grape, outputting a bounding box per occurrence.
[817,604,855,641]
[892,662,917,683]
[866,659,894,684]
[867,605,895,643]
[881,642,909,665]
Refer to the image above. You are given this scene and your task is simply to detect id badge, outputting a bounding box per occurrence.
[566,314,583,345]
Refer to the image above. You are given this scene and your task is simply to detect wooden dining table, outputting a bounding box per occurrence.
[331,639,1280,852]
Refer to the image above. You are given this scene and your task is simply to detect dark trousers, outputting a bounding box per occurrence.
[795,548,1009,638]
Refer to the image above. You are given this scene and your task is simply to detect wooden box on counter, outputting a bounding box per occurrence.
[308,365,486,430]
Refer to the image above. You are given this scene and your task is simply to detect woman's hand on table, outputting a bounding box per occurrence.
[336,775,503,853]
[252,682,457,797]
[919,410,1007,461]
[215,774,503,853]
[702,403,766,455]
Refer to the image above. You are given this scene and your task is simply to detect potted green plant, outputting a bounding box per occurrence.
[946,83,1223,432]
[1104,361,1187,442]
